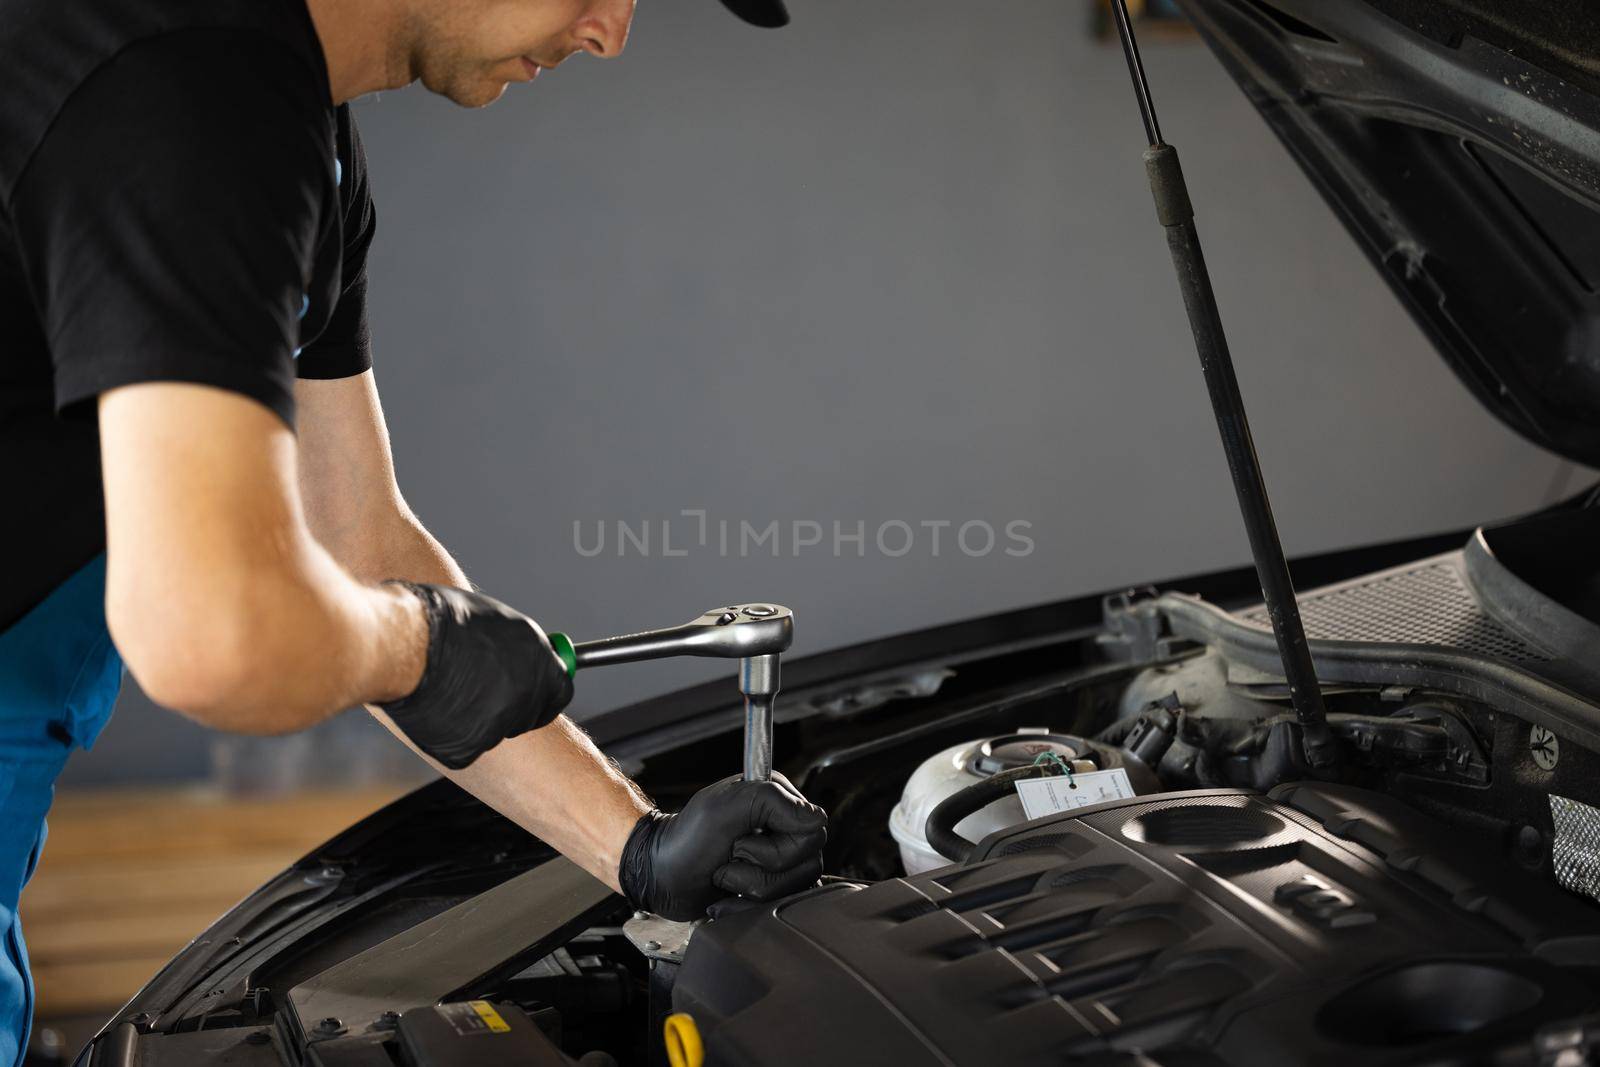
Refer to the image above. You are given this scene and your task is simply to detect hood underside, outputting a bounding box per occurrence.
[1177,0,1600,467]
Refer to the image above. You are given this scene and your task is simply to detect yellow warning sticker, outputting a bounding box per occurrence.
[470,1000,511,1034]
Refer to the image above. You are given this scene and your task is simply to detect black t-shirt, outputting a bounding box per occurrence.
[0,0,376,632]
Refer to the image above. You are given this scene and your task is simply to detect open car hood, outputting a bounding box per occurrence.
[1177,0,1600,466]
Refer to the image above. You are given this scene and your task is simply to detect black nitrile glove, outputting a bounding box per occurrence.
[379,582,574,770]
[619,772,827,921]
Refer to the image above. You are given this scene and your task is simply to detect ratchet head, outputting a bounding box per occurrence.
[686,604,794,657]
[568,604,792,671]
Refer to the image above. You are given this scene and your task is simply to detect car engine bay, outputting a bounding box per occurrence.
[84,511,1600,1067]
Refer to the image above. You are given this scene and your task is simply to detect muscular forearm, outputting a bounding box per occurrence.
[198,551,423,730]
[110,531,427,733]
[100,384,428,733]
[315,503,465,589]
[350,516,650,892]
[372,707,650,892]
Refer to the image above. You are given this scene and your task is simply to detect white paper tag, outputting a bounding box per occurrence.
[1015,768,1137,819]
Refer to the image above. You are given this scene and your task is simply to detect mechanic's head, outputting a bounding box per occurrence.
[403,0,637,108]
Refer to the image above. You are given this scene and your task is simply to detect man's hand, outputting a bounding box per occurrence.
[379,582,574,769]
[619,773,827,921]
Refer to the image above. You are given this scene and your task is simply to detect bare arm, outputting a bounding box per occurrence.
[99,382,427,733]
[296,372,649,892]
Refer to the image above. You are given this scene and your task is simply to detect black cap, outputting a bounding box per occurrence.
[719,0,789,27]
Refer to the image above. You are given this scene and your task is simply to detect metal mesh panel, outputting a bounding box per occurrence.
[1551,795,1600,903]
[1242,560,1547,662]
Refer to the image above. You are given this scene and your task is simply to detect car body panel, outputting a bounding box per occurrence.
[1179,0,1600,464]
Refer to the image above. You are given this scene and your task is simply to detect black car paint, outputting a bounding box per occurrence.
[1178,0,1600,465]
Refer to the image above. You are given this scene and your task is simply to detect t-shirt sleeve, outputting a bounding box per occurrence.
[294,105,376,381]
[11,29,336,428]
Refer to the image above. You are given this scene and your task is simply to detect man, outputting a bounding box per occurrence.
[0,0,823,1061]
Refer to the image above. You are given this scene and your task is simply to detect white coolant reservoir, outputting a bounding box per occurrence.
[888,732,1094,875]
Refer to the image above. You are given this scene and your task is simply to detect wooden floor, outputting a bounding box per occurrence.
[21,785,411,1020]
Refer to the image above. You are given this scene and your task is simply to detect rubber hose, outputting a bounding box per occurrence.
[925,765,1053,864]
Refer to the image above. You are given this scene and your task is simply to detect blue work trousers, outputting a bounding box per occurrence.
[0,557,122,1067]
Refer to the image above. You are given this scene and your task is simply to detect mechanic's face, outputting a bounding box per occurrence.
[412,0,636,107]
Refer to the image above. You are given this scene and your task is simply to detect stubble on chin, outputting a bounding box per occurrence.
[419,60,508,109]
[453,79,510,108]
[406,21,506,110]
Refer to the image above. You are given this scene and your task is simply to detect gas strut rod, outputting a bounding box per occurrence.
[1106,0,1336,771]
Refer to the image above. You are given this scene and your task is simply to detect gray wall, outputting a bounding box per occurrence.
[61,0,1580,787]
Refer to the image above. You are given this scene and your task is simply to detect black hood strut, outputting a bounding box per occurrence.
[1108,0,1337,771]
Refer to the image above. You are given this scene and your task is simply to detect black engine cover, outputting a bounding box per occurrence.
[673,785,1600,1066]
